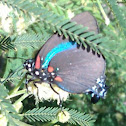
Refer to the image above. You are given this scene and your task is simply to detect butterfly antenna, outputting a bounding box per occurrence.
[7,56,27,60]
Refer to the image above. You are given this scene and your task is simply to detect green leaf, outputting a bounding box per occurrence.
[105,0,126,36]
[0,84,20,126]
[0,35,14,51]
[22,107,95,126]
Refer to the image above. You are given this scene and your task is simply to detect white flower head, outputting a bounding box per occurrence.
[27,81,69,105]
[0,3,36,34]
[57,110,70,123]
[0,3,13,33]
[67,9,74,19]
[16,17,26,35]
[1,17,13,33]
[0,114,8,126]
[0,3,12,19]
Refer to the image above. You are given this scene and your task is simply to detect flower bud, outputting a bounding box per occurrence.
[57,110,70,123]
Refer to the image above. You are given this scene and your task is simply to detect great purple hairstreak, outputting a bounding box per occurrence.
[24,12,107,104]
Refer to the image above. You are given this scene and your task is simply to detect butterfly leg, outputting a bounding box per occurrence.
[25,72,33,93]
[25,78,34,93]
[49,84,66,116]
[25,72,37,93]
[33,80,42,101]
[25,73,30,93]
[25,82,28,93]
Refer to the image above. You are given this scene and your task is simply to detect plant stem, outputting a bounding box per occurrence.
[13,93,29,106]
[9,75,26,95]
[96,0,110,25]
[6,89,26,99]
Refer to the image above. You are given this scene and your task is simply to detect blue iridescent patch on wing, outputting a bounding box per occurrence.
[57,83,75,93]
[42,41,77,68]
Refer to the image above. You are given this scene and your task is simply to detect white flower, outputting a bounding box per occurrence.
[16,17,26,35]
[0,3,12,19]
[105,17,110,26]
[0,114,8,126]
[27,81,69,105]
[1,17,13,33]
[57,110,70,123]
[13,101,23,113]
[67,9,74,19]
[0,3,36,34]
[0,3,13,33]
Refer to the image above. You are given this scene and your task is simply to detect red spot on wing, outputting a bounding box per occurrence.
[48,66,54,72]
[35,55,41,69]
[55,76,63,82]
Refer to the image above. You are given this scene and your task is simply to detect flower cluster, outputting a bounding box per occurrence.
[0,3,13,33]
[27,81,70,105]
[0,3,35,34]
[57,110,70,123]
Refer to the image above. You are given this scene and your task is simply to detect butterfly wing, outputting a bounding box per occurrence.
[49,44,106,93]
[37,12,105,93]
[38,12,99,60]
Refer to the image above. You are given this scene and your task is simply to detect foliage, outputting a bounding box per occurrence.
[0,84,20,126]
[0,35,14,50]
[0,0,126,126]
[21,107,94,126]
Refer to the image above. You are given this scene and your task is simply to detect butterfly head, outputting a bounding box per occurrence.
[23,59,35,72]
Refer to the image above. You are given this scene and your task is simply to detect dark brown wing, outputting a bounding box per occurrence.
[38,12,99,60]
[37,12,105,93]
[49,45,106,93]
